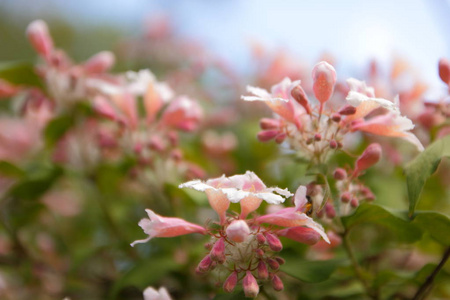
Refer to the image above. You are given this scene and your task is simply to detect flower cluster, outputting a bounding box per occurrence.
[132,171,329,297]
[242,61,423,164]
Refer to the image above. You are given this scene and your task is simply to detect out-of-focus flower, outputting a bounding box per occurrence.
[143,286,172,300]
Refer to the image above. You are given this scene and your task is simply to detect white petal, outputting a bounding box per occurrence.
[178,180,212,191]
[346,91,399,112]
[255,192,286,205]
[246,85,271,98]
[402,132,424,152]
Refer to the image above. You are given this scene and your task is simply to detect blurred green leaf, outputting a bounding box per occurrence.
[413,212,450,246]
[213,290,246,300]
[0,61,42,87]
[342,203,422,243]
[0,161,25,178]
[405,135,450,216]
[281,258,344,283]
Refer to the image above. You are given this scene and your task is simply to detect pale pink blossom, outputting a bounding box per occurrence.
[143,286,172,300]
[160,96,203,131]
[130,209,206,247]
[226,220,250,243]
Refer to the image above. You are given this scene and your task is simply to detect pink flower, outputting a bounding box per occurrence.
[130,209,206,247]
[312,61,337,105]
[143,286,172,300]
[161,96,203,131]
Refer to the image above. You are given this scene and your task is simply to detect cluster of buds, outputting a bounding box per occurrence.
[242,61,423,164]
[131,171,329,298]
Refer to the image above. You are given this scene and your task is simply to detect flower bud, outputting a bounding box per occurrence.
[210,238,226,263]
[314,133,322,141]
[260,118,281,130]
[257,261,269,280]
[438,58,450,85]
[84,51,115,74]
[354,143,382,176]
[265,233,283,252]
[329,140,338,149]
[338,105,357,115]
[350,197,359,208]
[312,61,337,104]
[340,192,351,203]
[257,130,278,142]
[325,203,336,218]
[226,220,250,243]
[243,271,259,298]
[196,255,212,274]
[275,257,285,265]
[266,258,280,270]
[256,233,266,244]
[333,168,347,180]
[291,85,312,114]
[272,275,284,291]
[255,248,264,257]
[331,113,341,122]
[275,133,287,144]
[26,20,54,58]
[223,271,238,293]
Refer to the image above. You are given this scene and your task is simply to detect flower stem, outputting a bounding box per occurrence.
[412,246,450,300]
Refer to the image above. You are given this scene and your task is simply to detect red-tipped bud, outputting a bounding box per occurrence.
[257,130,279,142]
[255,248,265,257]
[329,140,338,149]
[260,118,281,130]
[256,233,266,244]
[210,238,226,263]
[291,85,312,114]
[338,105,357,115]
[312,61,337,104]
[84,51,115,74]
[226,220,250,243]
[196,255,212,274]
[26,20,54,58]
[333,168,347,180]
[341,192,352,203]
[275,133,287,144]
[350,197,359,208]
[257,261,269,280]
[223,271,238,293]
[331,113,341,122]
[243,271,259,298]
[354,143,382,176]
[314,133,322,141]
[325,203,336,218]
[265,233,283,252]
[266,258,280,270]
[438,58,450,85]
[272,275,284,291]
[275,257,285,265]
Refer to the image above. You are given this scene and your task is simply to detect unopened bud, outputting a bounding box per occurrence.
[325,203,336,218]
[265,233,283,252]
[255,248,265,257]
[266,258,280,270]
[257,261,269,280]
[333,168,347,180]
[341,192,351,203]
[204,242,212,250]
[272,275,284,291]
[275,133,287,144]
[84,51,115,74]
[275,257,285,265]
[260,118,281,130]
[354,143,382,176]
[257,130,278,142]
[338,105,357,115]
[256,233,266,244]
[226,220,250,243]
[312,61,337,104]
[223,271,238,293]
[314,133,322,141]
[306,137,314,145]
[243,271,259,298]
[361,186,375,201]
[196,255,212,274]
[210,238,226,263]
[26,20,54,58]
[329,140,338,149]
[350,197,359,208]
[438,58,450,84]
[291,85,312,114]
[331,113,341,122]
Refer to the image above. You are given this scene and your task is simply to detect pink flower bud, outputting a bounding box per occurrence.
[210,238,226,263]
[0,80,18,98]
[277,227,321,245]
[333,168,347,180]
[350,197,359,208]
[290,85,312,114]
[257,261,269,280]
[223,271,238,293]
[84,51,115,74]
[354,143,382,176]
[272,275,284,291]
[243,271,259,298]
[265,233,283,252]
[26,20,54,58]
[256,233,266,244]
[325,203,336,218]
[267,258,280,270]
[341,192,351,203]
[260,118,281,130]
[275,257,285,265]
[338,105,357,115]
[196,255,212,274]
[275,133,287,144]
[314,133,322,141]
[329,140,338,149]
[312,61,337,104]
[226,220,250,243]
[255,248,264,257]
[257,130,278,142]
[331,113,341,122]
[438,58,450,85]
[306,137,314,145]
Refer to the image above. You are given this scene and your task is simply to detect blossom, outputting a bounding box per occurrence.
[130,209,206,247]
[143,286,172,300]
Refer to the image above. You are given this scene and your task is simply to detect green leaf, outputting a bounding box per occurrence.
[412,212,450,246]
[213,290,246,300]
[44,114,75,147]
[0,161,25,178]
[0,61,42,87]
[341,203,422,243]
[405,135,450,216]
[281,258,344,283]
